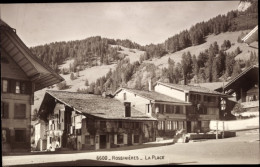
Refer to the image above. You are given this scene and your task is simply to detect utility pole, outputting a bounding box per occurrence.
[222,121,225,139]
[216,120,218,139]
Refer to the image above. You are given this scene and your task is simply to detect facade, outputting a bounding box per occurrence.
[1,19,64,152]
[39,91,156,151]
[34,120,48,151]
[113,81,228,137]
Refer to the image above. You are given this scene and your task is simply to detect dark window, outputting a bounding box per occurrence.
[14,103,26,119]
[125,102,131,117]
[76,129,81,135]
[146,104,150,113]
[134,122,139,129]
[2,80,8,93]
[100,121,106,129]
[197,95,201,101]
[15,130,26,142]
[117,134,124,144]
[85,135,90,144]
[1,102,9,119]
[175,106,180,114]
[204,95,207,102]
[118,121,123,128]
[166,105,172,113]
[21,82,26,94]
[2,129,10,143]
[50,137,52,144]
[134,135,139,143]
[159,104,164,113]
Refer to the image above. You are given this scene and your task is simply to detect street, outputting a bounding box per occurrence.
[2,130,259,166]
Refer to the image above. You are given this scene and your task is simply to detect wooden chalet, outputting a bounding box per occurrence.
[38,90,156,151]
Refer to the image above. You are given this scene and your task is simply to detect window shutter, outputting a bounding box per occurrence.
[26,82,32,94]
[10,80,16,93]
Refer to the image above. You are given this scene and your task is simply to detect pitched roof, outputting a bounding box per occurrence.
[191,82,228,91]
[157,81,228,96]
[45,90,156,121]
[114,87,190,104]
[0,19,64,91]
[223,65,259,90]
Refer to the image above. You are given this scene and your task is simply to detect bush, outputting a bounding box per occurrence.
[70,73,75,80]
[85,79,89,86]
[231,103,246,116]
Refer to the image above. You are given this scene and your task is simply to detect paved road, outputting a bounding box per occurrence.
[2,130,259,166]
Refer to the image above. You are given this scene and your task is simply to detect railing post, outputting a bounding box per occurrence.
[222,121,225,139]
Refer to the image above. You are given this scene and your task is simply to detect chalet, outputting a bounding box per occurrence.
[1,19,64,152]
[114,81,229,137]
[38,90,156,151]
[220,65,259,112]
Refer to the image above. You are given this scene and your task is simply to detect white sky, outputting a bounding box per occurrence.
[0,1,239,47]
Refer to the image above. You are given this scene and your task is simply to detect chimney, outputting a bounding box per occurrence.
[124,102,131,117]
[148,79,152,91]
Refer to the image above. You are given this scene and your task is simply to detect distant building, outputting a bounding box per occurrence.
[113,80,229,138]
[34,120,48,151]
[38,90,156,151]
[1,19,64,153]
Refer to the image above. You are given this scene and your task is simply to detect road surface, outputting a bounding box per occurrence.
[2,130,259,166]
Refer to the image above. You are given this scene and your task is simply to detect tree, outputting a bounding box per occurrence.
[85,79,89,86]
[70,73,75,80]
[232,62,242,78]
[32,108,38,121]
[57,81,68,90]
[181,52,192,84]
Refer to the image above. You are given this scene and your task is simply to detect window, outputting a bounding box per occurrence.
[175,106,180,114]
[14,103,26,119]
[204,95,207,102]
[166,105,173,113]
[100,121,106,129]
[197,95,201,101]
[50,137,52,144]
[172,121,178,130]
[146,104,150,114]
[158,121,165,130]
[134,135,139,143]
[85,135,91,144]
[159,104,164,113]
[21,82,26,94]
[208,96,216,102]
[15,81,20,94]
[76,129,81,135]
[1,102,9,119]
[118,121,123,128]
[15,130,26,142]
[167,121,172,130]
[2,80,8,93]
[117,134,124,144]
[134,122,139,129]
[2,129,10,143]
[178,121,184,130]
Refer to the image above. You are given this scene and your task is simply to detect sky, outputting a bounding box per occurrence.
[0,1,240,47]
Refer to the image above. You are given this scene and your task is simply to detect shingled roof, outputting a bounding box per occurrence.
[114,87,190,104]
[157,81,228,96]
[45,90,156,121]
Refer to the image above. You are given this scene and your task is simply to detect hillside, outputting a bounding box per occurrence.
[149,30,258,68]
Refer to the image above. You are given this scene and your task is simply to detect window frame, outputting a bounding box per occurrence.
[14,129,26,143]
[2,79,9,93]
[14,103,26,119]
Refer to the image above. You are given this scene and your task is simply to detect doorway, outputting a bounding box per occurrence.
[187,121,191,133]
[99,135,106,149]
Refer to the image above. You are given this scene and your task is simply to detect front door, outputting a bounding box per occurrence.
[99,135,106,149]
[187,121,191,133]
[127,133,132,146]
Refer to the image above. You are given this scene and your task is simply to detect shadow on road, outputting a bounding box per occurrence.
[3,142,175,156]
[10,159,197,166]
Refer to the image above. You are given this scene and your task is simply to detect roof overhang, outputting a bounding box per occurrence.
[0,20,64,91]
[242,25,258,44]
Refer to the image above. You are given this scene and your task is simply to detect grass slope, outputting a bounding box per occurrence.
[150,30,258,68]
